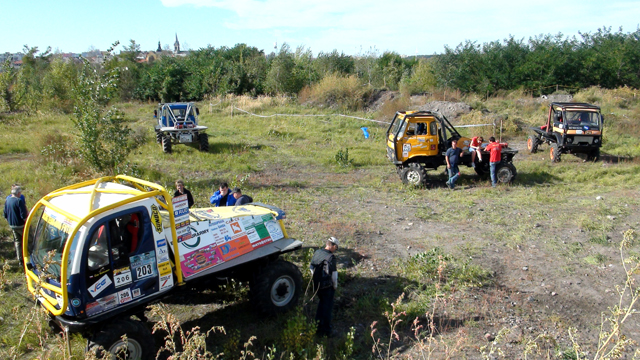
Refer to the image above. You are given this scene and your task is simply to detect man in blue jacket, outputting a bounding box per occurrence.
[209,182,236,207]
[4,186,28,266]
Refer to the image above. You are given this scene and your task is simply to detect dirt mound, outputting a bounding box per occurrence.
[415,101,472,120]
[367,90,399,112]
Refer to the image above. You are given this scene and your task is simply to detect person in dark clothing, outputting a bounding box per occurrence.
[445,139,463,189]
[209,182,236,207]
[231,187,253,206]
[310,237,339,337]
[173,180,194,208]
[3,186,28,265]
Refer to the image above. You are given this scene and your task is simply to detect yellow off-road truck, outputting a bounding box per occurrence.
[22,175,302,359]
[386,110,518,185]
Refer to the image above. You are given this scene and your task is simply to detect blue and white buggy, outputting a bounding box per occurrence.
[154,102,209,153]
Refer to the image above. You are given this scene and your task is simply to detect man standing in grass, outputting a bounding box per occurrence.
[445,139,463,189]
[3,186,28,266]
[485,137,508,187]
[174,180,194,208]
[310,237,339,337]
[209,182,236,207]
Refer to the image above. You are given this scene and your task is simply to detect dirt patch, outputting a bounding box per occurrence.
[415,101,472,120]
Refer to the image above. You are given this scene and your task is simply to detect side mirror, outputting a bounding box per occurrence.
[196,108,199,116]
[601,115,605,124]
[153,110,157,118]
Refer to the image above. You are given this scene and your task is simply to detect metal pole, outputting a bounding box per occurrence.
[500,118,503,142]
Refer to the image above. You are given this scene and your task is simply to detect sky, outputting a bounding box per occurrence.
[2,0,639,56]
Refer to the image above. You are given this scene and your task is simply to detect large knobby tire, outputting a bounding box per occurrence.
[87,319,155,360]
[527,135,539,154]
[250,260,302,315]
[589,148,600,162]
[550,143,561,163]
[162,135,172,154]
[474,162,489,178]
[199,133,209,152]
[400,163,426,186]
[495,163,517,184]
[155,131,163,144]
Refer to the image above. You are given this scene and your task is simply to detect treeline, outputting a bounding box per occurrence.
[1,27,638,113]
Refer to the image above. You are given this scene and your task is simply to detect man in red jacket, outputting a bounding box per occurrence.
[485,137,508,187]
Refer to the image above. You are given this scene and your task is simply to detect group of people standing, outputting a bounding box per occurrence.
[446,136,508,189]
[172,180,253,208]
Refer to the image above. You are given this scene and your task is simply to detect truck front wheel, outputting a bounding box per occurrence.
[87,318,155,360]
[199,133,209,152]
[250,260,302,315]
[527,135,539,154]
[400,163,426,186]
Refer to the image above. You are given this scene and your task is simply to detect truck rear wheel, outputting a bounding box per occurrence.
[250,260,302,315]
[495,163,517,183]
[527,135,539,154]
[199,133,209,152]
[87,318,154,360]
[162,135,172,154]
[550,143,561,163]
[400,163,426,186]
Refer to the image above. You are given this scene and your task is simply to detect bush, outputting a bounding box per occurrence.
[302,74,367,111]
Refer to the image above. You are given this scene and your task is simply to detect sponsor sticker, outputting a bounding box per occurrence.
[130,251,157,281]
[158,261,172,277]
[85,294,117,317]
[403,144,411,152]
[156,239,166,247]
[265,220,284,241]
[88,274,112,298]
[117,288,133,304]
[132,288,142,298]
[159,274,173,290]
[113,267,132,288]
[180,245,224,277]
[150,204,163,233]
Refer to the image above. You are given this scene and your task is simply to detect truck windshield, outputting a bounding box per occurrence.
[565,111,601,128]
[389,117,404,137]
[31,208,77,280]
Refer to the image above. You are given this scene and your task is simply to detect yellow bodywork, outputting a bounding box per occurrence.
[388,112,473,162]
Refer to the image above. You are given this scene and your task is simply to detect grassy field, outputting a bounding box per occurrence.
[1,90,639,359]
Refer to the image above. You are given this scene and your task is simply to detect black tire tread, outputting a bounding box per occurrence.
[199,133,209,152]
[162,135,172,154]
[87,318,154,360]
[400,163,426,186]
[250,260,302,315]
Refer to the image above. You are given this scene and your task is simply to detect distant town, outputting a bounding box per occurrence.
[1,34,189,69]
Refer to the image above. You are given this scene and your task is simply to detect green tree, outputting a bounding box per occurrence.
[15,45,52,113]
[72,41,134,174]
[265,43,302,95]
[0,60,17,111]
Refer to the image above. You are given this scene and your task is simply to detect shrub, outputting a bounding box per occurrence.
[302,74,367,111]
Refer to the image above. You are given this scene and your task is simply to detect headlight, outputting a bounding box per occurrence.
[594,138,599,143]
[566,138,572,143]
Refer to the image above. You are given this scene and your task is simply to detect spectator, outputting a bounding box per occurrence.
[5,184,25,203]
[310,237,339,337]
[445,139,463,189]
[173,180,194,208]
[231,188,253,206]
[209,182,236,207]
[485,137,508,187]
[3,186,28,266]
[469,136,484,168]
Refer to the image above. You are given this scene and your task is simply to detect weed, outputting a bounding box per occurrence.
[334,148,354,167]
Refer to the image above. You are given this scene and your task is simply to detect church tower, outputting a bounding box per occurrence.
[174,33,180,53]
[157,41,162,52]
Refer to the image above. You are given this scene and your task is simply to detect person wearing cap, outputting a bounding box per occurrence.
[231,188,253,206]
[3,186,28,266]
[209,182,236,207]
[310,236,339,337]
[173,180,194,208]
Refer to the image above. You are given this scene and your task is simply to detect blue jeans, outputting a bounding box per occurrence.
[490,162,498,186]
[448,165,460,188]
